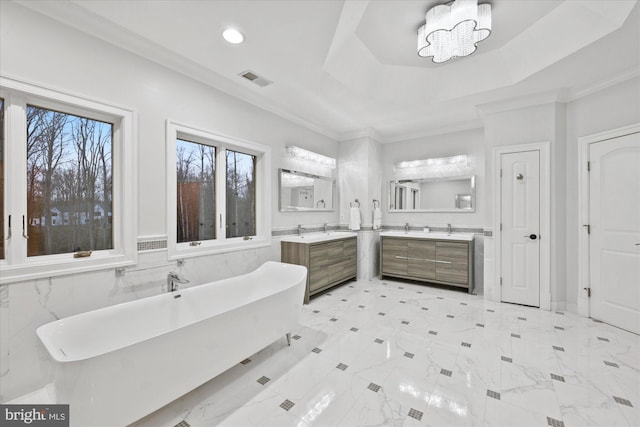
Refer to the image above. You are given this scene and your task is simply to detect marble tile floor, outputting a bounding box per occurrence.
[131,278,639,427]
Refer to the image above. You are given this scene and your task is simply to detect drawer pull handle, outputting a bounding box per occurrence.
[398,256,453,264]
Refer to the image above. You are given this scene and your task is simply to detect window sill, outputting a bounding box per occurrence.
[168,236,272,261]
[0,252,136,285]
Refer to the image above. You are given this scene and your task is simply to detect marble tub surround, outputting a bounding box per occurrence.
[127,277,639,427]
[0,246,279,403]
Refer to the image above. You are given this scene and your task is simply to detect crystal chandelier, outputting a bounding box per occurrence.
[417,0,492,63]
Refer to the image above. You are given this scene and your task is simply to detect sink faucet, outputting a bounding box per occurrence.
[405,223,410,233]
[298,224,304,236]
[167,272,189,292]
[447,223,452,234]
[323,223,328,233]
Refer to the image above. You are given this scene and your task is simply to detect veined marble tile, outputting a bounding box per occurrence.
[554,380,631,427]
[12,276,639,427]
[423,376,488,427]
[483,397,551,427]
[285,368,367,426]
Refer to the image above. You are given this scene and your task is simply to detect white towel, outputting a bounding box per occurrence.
[372,207,382,230]
[349,206,361,230]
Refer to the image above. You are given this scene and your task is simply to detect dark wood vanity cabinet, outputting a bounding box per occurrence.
[381,236,473,293]
[282,236,357,303]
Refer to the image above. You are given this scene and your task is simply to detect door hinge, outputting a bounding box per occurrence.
[500,169,503,178]
[587,161,591,172]
[500,223,502,232]
[584,287,591,298]
[583,224,591,234]
[500,277,503,286]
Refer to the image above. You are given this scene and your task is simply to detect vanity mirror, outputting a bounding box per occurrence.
[279,169,335,211]
[389,175,475,212]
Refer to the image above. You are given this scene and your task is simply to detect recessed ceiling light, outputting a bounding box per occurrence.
[222,28,244,44]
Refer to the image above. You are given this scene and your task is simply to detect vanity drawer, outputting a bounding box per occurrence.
[407,240,436,280]
[435,242,469,285]
[381,238,408,276]
[380,235,473,292]
[282,235,357,303]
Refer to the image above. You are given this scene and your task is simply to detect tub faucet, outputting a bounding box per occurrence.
[447,223,452,234]
[167,272,189,292]
[405,223,410,233]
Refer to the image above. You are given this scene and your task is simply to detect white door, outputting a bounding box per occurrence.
[501,151,540,307]
[589,132,640,334]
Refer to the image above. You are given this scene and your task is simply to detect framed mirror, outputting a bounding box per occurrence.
[279,169,335,211]
[389,175,475,212]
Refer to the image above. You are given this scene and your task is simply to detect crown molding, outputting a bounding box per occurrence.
[379,119,484,144]
[337,127,384,142]
[565,67,640,102]
[476,89,570,117]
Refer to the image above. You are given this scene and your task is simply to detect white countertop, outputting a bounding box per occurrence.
[280,231,358,244]
[379,231,475,241]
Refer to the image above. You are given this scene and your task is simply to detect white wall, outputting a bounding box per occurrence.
[0,2,339,401]
[565,77,640,307]
[481,101,566,306]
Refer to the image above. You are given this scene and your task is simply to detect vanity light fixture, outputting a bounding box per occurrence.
[395,154,468,170]
[222,28,244,44]
[417,0,491,63]
[285,145,336,169]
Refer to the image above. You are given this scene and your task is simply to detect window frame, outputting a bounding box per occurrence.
[0,76,137,284]
[166,120,271,260]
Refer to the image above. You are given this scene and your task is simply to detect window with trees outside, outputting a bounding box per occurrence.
[167,121,270,259]
[26,105,113,256]
[0,77,136,284]
[176,139,216,243]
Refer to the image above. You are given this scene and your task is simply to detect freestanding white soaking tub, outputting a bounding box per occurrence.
[36,261,307,427]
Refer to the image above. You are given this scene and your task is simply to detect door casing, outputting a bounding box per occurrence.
[494,142,551,311]
[578,123,640,318]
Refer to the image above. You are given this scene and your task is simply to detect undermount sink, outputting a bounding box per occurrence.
[379,231,475,241]
[280,231,358,244]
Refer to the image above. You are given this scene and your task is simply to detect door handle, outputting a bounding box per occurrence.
[524,234,538,240]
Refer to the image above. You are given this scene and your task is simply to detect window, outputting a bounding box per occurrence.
[167,121,270,259]
[225,150,256,238]
[26,105,113,257]
[0,77,136,284]
[176,139,216,243]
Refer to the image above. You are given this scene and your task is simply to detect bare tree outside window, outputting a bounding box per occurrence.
[226,150,256,238]
[176,139,216,243]
[26,105,113,256]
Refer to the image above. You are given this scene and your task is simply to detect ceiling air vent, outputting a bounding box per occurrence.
[239,70,272,87]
